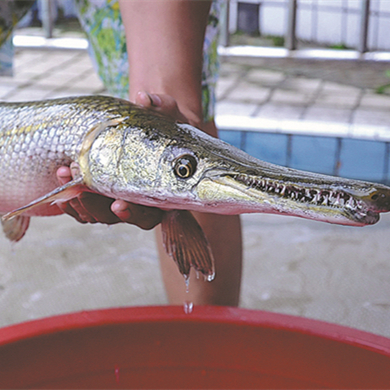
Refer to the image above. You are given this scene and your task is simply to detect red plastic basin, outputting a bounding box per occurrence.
[0,305,389,389]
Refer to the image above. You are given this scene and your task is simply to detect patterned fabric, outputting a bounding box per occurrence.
[0,0,33,76]
[1,0,220,121]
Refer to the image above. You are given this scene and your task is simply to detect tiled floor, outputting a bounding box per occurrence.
[1,46,390,338]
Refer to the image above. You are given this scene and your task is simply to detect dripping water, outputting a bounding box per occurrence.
[183,274,193,314]
[183,300,194,314]
[114,365,120,384]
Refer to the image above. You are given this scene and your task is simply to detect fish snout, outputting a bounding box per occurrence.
[365,187,390,213]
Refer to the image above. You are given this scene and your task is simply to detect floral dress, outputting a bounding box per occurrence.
[0,0,32,76]
[1,0,221,121]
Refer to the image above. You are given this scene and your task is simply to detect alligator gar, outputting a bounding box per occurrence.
[1,95,390,280]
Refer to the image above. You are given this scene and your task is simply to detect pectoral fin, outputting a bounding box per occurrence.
[2,177,85,222]
[161,210,215,281]
[1,215,30,242]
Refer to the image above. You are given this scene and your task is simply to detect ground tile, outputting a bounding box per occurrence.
[256,102,304,120]
[226,81,272,104]
[216,101,258,116]
[359,91,390,110]
[303,105,352,123]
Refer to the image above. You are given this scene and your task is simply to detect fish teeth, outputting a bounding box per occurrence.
[332,193,341,206]
[346,197,356,209]
[236,177,359,212]
[312,191,320,203]
[322,194,329,206]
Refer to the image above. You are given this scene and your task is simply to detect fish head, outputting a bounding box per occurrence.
[86,108,390,227]
[150,123,390,226]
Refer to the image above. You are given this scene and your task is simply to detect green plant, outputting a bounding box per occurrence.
[329,43,350,50]
[271,36,285,47]
[375,70,390,95]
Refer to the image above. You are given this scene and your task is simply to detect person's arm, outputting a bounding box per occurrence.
[120,0,213,132]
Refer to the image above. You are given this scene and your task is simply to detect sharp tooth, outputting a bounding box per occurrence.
[304,189,312,202]
[346,197,355,209]
[333,193,341,206]
[280,185,286,196]
[266,182,275,193]
[312,191,320,203]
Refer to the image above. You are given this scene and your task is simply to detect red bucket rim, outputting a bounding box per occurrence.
[0,305,389,356]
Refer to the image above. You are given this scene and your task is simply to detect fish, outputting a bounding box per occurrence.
[1,95,390,280]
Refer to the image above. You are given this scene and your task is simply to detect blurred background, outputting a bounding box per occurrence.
[1,0,390,338]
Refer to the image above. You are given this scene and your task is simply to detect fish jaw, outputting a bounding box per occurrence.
[193,166,390,226]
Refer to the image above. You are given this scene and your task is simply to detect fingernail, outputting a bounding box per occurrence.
[111,200,128,213]
[137,91,149,107]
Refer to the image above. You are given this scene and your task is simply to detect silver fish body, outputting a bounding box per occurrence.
[0,96,127,215]
[1,95,390,278]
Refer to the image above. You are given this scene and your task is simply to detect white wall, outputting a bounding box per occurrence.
[229,0,390,51]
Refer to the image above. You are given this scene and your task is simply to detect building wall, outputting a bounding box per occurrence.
[229,0,390,51]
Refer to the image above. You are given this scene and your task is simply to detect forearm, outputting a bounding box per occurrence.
[118,0,211,127]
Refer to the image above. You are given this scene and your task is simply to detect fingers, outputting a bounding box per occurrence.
[111,200,163,230]
[56,167,163,229]
[136,91,187,122]
[57,166,72,186]
[56,166,119,224]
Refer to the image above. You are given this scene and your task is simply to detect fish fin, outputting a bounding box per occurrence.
[2,177,85,222]
[1,215,30,242]
[161,210,215,281]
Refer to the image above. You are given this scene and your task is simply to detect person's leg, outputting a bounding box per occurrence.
[157,212,242,306]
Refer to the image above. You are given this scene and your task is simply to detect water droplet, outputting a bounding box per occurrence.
[184,301,194,314]
[205,272,215,282]
[114,365,120,384]
[184,275,190,293]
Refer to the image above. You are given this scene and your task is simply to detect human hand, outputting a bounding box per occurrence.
[55,91,186,229]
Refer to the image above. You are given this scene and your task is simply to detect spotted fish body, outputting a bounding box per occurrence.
[1,95,390,279]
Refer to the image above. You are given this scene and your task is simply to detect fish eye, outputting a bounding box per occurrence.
[173,155,197,179]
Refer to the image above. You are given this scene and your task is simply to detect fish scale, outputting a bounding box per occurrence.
[0,96,132,213]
